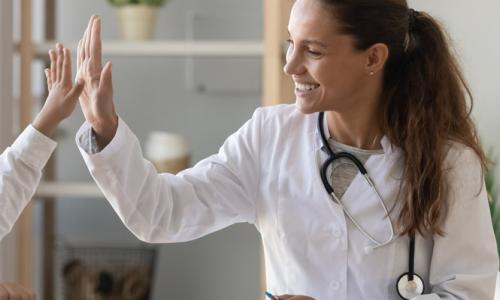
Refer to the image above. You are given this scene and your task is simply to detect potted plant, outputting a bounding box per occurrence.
[108,0,169,41]
[486,158,500,299]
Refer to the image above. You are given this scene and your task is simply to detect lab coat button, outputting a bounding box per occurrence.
[330,280,340,290]
[331,228,341,238]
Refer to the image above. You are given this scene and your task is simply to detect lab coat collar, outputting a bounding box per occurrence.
[314,112,395,155]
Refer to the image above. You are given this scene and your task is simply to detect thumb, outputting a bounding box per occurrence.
[99,61,113,92]
[66,78,85,102]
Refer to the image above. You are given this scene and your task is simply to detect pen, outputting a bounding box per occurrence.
[265,291,279,300]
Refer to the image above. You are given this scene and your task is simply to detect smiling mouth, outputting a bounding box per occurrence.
[294,82,320,92]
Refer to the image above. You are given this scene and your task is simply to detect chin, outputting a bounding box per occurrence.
[294,99,321,115]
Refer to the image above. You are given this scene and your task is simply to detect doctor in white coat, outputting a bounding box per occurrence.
[75,0,498,299]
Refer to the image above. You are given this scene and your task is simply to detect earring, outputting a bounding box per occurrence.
[369,71,375,76]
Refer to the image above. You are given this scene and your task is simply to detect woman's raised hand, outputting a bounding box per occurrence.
[76,15,118,149]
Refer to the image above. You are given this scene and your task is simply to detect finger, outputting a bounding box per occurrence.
[77,39,83,70]
[44,68,52,90]
[76,39,84,82]
[62,48,72,85]
[0,284,8,300]
[56,44,64,82]
[49,48,56,83]
[84,15,96,61]
[90,16,102,69]
[1,283,19,299]
[14,283,31,300]
[66,79,85,102]
[99,61,113,92]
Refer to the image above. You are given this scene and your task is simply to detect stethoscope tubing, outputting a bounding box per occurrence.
[317,112,394,248]
[317,111,423,299]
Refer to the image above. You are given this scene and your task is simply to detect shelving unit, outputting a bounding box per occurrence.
[13,0,295,298]
[36,182,103,199]
[31,40,264,57]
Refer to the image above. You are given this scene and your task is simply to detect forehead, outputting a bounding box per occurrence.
[288,0,340,38]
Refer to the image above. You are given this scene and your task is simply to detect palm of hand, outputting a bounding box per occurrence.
[76,15,115,129]
[43,46,80,120]
[45,80,76,120]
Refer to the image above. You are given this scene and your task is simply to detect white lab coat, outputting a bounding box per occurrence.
[0,125,56,240]
[76,104,499,300]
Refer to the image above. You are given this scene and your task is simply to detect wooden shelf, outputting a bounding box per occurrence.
[35,181,103,198]
[29,40,264,58]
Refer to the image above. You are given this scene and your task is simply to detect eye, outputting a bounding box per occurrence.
[306,50,322,57]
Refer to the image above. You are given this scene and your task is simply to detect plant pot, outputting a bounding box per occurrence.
[116,4,158,41]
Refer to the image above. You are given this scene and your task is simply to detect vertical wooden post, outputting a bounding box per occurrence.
[261,0,294,297]
[18,0,34,289]
[262,0,295,107]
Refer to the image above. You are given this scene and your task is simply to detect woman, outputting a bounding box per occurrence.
[75,0,498,298]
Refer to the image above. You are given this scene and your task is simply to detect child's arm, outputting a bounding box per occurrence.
[0,44,83,240]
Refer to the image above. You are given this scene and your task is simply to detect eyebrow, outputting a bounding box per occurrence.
[302,40,328,48]
[288,31,328,48]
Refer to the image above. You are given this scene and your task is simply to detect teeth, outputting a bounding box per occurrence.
[295,82,320,91]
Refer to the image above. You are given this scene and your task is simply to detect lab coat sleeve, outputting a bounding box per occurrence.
[412,147,499,300]
[0,125,57,240]
[75,111,262,243]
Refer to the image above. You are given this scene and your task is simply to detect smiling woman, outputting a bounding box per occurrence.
[71,1,497,299]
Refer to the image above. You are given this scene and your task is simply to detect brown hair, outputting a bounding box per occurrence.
[320,0,486,236]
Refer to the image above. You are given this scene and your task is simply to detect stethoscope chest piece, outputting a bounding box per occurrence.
[396,272,424,299]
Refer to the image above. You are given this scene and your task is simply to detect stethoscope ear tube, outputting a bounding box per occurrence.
[320,156,335,194]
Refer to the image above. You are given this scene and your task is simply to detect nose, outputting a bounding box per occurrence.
[283,45,306,76]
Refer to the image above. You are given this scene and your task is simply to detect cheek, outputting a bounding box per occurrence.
[315,61,364,95]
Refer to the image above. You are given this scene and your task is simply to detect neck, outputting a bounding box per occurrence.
[326,105,383,150]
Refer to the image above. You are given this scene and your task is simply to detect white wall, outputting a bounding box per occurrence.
[408,0,500,162]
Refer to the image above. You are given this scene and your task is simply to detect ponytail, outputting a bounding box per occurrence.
[384,10,486,236]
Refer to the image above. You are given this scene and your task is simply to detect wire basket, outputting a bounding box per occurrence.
[55,244,157,300]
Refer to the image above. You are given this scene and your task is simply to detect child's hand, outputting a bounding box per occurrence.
[32,43,84,137]
[0,283,36,300]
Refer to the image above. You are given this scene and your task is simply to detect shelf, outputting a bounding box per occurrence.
[29,40,264,58]
[35,181,103,198]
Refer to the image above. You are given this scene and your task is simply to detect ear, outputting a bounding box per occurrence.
[364,43,389,75]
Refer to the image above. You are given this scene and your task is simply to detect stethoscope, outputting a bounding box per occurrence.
[317,112,424,299]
